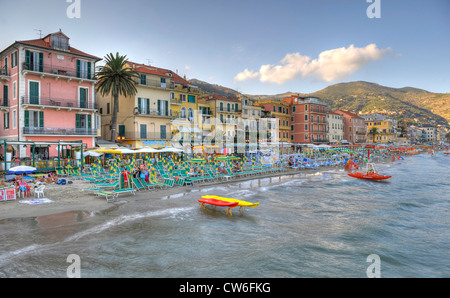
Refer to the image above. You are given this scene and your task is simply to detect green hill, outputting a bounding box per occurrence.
[189,79,449,125]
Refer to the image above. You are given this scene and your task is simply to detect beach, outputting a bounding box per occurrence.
[0,166,322,221]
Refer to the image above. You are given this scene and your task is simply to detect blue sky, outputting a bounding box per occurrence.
[1,0,449,94]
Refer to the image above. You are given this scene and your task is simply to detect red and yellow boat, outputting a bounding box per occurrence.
[198,198,239,216]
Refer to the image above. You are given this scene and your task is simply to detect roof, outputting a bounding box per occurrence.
[130,62,193,86]
[335,109,364,119]
[15,32,101,61]
[198,94,241,103]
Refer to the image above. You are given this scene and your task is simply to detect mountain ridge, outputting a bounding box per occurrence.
[189,79,449,125]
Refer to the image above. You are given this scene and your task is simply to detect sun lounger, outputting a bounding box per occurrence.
[95,188,136,202]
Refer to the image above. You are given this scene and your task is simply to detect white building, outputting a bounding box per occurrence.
[327,111,344,144]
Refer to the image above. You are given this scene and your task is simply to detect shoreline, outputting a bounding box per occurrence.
[0,153,406,221]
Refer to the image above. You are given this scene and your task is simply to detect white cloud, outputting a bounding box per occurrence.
[234,44,392,84]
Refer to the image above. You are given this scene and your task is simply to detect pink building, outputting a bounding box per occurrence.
[0,30,101,160]
[335,109,367,144]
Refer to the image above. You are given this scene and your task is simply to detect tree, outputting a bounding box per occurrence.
[96,53,139,142]
[369,127,378,143]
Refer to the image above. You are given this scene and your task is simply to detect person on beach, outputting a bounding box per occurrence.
[122,169,131,188]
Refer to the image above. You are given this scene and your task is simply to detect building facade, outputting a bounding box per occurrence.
[335,109,366,144]
[362,113,397,143]
[327,111,344,144]
[282,95,329,144]
[0,30,101,158]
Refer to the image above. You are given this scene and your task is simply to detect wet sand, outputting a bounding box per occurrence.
[0,167,322,220]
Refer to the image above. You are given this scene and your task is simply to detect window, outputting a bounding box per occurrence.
[25,50,43,72]
[77,60,92,79]
[75,114,92,130]
[79,87,89,109]
[180,107,187,119]
[157,100,168,116]
[227,103,230,112]
[118,125,125,137]
[11,51,18,68]
[160,78,166,88]
[24,110,44,128]
[293,106,296,112]
[107,103,110,114]
[3,112,9,129]
[138,98,150,114]
[12,110,16,129]
[180,94,186,102]
[305,114,308,121]
[140,74,146,85]
[140,124,147,139]
[188,108,194,121]
[220,102,223,111]
[188,95,195,103]
[52,35,68,50]
[13,81,16,99]
[305,105,308,111]
[170,92,175,100]
[305,124,308,130]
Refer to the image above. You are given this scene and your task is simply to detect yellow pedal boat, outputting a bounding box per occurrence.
[201,195,259,211]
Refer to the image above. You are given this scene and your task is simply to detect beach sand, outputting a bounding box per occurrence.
[0,167,320,221]
[0,154,397,221]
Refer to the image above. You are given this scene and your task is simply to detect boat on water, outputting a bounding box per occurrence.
[348,163,392,181]
[201,195,259,212]
[198,198,239,216]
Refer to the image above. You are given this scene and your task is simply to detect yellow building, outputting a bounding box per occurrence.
[363,113,397,143]
[96,62,199,148]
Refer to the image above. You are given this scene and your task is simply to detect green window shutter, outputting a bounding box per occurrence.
[138,98,142,113]
[87,62,91,79]
[25,50,30,69]
[88,115,92,129]
[39,111,44,127]
[76,60,81,78]
[75,114,80,128]
[146,99,150,115]
[14,51,17,68]
[165,101,168,116]
[157,100,161,115]
[38,52,43,72]
[3,85,8,106]
[235,103,238,110]
[119,125,125,137]
[24,110,29,127]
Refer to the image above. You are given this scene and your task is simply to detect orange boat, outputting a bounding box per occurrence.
[444,152,450,155]
[348,172,392,180]
[348,163,392,181]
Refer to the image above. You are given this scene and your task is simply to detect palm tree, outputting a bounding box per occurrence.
[96,52,139,142]
[369,127,378,143]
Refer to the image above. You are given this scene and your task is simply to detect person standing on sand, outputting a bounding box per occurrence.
[122,169,131,188]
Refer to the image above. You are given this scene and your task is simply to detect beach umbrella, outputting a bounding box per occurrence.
[8,165,37,174]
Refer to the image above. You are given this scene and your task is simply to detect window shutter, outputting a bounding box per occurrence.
[157,100,161,115]
[165,101,168,116]
[39,111,44,127]
[75,114,80,128]
[76,60,81,78]
[146,98,150,115]
[87,62,91,79]
[38,52,43,72]
[25,50,30,69]
[138,98,142,113]
[24,111,29,127]
[14,51,18,67]
[88,115,92,129]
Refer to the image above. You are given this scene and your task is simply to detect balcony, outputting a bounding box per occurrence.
[0,97,9,111]
[22,62,95,81]
[23,127,98,136]
[218,108,242,114]
[134,107,174,118]
[21,96,97,110]
[135,79,175,90]
[120,131,171,141]
[0,67,10,81]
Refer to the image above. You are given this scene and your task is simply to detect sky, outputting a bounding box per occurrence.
[1,0,449,95]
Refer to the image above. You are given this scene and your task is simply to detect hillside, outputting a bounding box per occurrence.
[189,79,449,125]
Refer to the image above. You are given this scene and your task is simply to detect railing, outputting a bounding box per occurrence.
[23,127,99,136]
[135,79,175,89]
[21,96,97,109]
[22,62,95,80]
[120,131,171,140]
[0,67,10,77]
[134,107,172,118]
[218,108,242,113]
[0,97,8,107]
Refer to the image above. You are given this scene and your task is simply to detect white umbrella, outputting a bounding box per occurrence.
[8,165,37,174]
[160,147,184,153]
[84,151,103,157]
[116,148,137,154]
[135,147,161,153]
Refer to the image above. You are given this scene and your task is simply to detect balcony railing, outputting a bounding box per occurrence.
[134,107,173,118]
[21,96,97,109]
[23,127,98,136]
[0,67,10,77]
[135,79,175,90]
[120,131,170,140]
[22,62,95,80]
[0,97,9,107]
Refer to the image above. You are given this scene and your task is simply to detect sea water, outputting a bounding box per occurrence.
[0,153,448,278]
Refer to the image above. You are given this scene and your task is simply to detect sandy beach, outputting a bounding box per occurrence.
[0,166,324,221]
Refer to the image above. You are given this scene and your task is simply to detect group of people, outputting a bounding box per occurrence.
[122,164,151,188]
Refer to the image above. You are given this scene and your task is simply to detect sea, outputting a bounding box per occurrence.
[0,152,448,278]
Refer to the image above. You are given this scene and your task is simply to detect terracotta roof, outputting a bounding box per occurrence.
[17,38,101,61]
[198,94,241,102]
[335,109,364,119]
[130,62,192,86]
